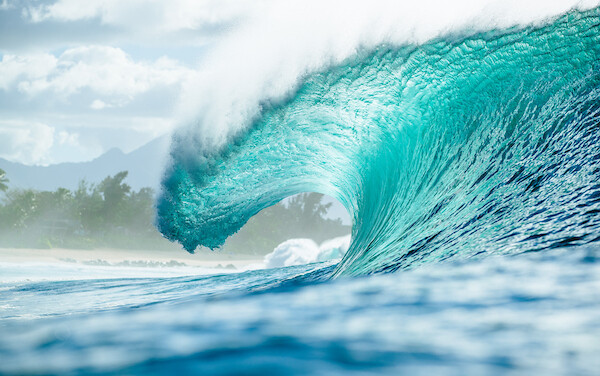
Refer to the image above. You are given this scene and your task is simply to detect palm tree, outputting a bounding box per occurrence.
[0,168,8,192]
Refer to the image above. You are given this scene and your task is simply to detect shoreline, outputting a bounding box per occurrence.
[0,247,264,270]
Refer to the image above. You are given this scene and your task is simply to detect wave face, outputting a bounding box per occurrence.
[158,9,600,276]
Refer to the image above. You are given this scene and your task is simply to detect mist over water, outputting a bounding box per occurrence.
[174,0,600,149]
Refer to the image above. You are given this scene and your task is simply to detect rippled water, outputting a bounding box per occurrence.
[1,246,599,375]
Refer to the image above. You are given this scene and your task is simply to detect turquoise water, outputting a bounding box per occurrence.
[2,8,600,375]
[158,9,600,277]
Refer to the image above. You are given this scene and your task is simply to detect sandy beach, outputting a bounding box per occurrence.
[0,247,263,270]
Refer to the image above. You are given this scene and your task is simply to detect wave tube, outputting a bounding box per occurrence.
[158,8,600,276]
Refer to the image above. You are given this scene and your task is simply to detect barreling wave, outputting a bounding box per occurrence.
[158,8,600,277]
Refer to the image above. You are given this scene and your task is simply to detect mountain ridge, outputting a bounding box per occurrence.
[0,136,171,192]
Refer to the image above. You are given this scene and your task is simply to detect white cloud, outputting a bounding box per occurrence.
[0,121,55,165]
[0,115,175,164]
[25,0,256,33]
[125,116,176,140]
[90,99,109,110]
[56,130,79,146]
[0,46,194,104]
[0,0,14,11]
[0,53,57,90]
[0,46,182,164]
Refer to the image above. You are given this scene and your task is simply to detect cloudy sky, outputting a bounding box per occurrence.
[2,0,596,166]
[0,0,257,165]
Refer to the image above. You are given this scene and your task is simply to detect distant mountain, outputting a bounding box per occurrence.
[0,135,351,224]
[0,136,171,192]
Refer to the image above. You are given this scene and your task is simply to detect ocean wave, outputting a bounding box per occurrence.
[158,7,600,276]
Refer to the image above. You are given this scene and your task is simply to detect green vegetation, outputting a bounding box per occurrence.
[0,171,350,254]
[0,168,8,192]
[0,171,162,250]
[229,192,351,254]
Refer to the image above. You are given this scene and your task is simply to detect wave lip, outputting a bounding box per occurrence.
[158,8,600,276]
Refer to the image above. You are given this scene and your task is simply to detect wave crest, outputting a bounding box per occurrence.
[158,8,600,276]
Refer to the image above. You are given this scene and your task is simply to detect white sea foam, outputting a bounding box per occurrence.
[263,235,351,268]
[0,261,235,283]
[317,235,352,262]
[174,0,600,154]
[264,239,320,268]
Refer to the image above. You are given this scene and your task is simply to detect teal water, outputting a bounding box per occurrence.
[158,9,600,277]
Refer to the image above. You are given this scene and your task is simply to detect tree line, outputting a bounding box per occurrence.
[0,169,350,253]
[0,170,160,249]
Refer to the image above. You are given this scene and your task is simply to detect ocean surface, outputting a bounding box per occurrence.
[3,6,600,375]
[1,247,599,375]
